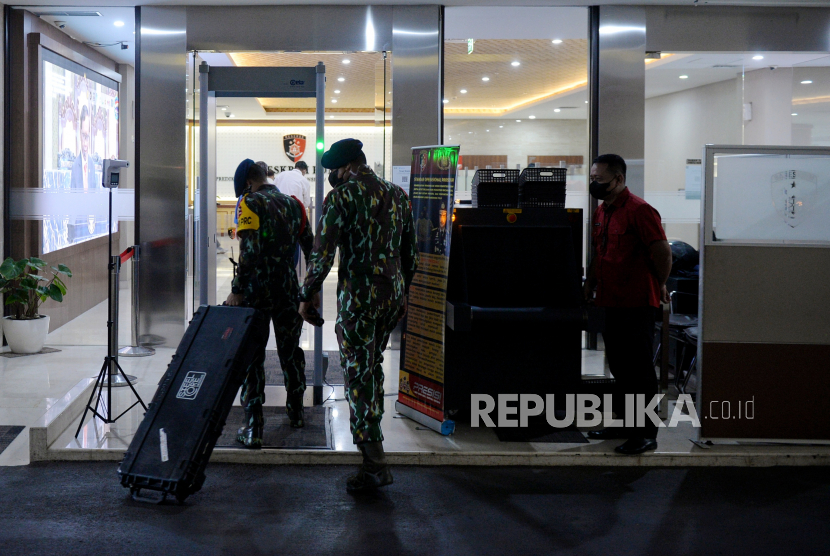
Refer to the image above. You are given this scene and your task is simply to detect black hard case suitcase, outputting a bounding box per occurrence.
[119,305,265,502]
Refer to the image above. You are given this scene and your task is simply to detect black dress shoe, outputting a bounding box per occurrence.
[614,438,657,455]
[587,428,627,440]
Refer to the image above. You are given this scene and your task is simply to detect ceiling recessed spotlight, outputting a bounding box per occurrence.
[334,89,341,93]
[801,80,813,84]
[552,39,563,44]
[516,119,521,122]
[499,125,503,128]
[511,61,520,67]
[752,55,764,60]
[443,99,449,104]
[332,99,337,103]
[114,21,125,27]
[460,89,467,94]
[792,113,798,116]
[337,77,345,82]
[585,100,589,103]
[220,107,227,111]
[486,130,490,132]
[529,115,536,119]
[679,75,689,79]
[342,59,350,64]
[468,131,473,134]
[482,77,490,82]
[553,109,561,113]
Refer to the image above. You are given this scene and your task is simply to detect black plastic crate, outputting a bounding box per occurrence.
[471,169,520,208]
[519,167,567,208]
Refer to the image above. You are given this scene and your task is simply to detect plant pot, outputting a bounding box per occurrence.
[4,315,50,354]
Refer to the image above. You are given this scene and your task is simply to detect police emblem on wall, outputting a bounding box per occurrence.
[771,170,817,228]
[284,134,306,163]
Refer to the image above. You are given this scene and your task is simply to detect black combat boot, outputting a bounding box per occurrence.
[236,407,263,449]
[286,393,305,429]
[346,441,393,493]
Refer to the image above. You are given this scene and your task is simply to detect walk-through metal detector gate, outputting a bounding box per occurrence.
[198,62,327,403]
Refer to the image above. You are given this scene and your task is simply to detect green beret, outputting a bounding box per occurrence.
[321,138,364,169]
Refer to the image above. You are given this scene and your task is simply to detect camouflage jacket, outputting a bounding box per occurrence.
[232,184,313,310]
[300,166,419,312]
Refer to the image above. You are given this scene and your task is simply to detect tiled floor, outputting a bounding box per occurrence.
[4,255,829,467]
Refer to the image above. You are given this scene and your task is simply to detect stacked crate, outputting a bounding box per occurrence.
[471,169,520,208]
[518,167,567,208]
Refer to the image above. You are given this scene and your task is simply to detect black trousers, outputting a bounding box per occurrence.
[602,307,658,439]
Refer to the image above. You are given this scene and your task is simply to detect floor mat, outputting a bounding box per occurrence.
[264,350,344,385]
[216,406,332,449]
[0,426,25,455]
[0,347,61,358]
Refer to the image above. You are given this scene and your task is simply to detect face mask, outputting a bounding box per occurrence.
[589,179,615,200]
[328,170,342,188]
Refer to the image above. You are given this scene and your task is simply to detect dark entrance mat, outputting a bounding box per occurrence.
[0,347,61,358]
[216,406,332,449]
[0,426,25,455]
[264,350,344,385]
[495,424,588,444]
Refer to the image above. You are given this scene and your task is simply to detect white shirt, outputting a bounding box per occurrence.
[275,168,311,209]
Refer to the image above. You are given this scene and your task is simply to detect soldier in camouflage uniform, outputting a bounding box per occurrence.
[298,138,418,492]
[226,159,314,449]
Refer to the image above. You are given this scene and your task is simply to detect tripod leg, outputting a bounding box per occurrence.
[116,360,148,410]
[75,360,110,438]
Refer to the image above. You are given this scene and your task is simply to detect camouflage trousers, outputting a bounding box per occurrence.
[336,303,402,444]
[240,304,306,428]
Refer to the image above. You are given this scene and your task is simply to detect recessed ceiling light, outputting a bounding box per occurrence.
[482,77,490,82]
[679,75,689,79]
[802,80,813,84]
[342,59,350,64]
[516,119,521,122]
[552,39,563,44]
[529,115,536,119]
[332,99,337,103]
[752,55,764,60]
[553,109,561,113]
[486,130,490,132]
[114,20,125,27]
[792,113,798,116]
[337,77,345,82]
[585,100,589,103]
[499,125,503,128]
[468,131,473,134]
[334,89,341,94]
[443,99,449,104]
[460,89,468,94]
[220,107,227,111]
[511,61,520,67]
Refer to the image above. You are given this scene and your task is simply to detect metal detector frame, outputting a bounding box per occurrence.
[198,62,327,404]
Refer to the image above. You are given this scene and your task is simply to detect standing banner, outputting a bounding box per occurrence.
[395,145,460,435]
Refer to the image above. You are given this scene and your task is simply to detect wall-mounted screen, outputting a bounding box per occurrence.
[42,51,119,254]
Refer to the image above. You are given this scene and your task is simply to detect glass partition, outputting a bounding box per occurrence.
[709,151,830,245]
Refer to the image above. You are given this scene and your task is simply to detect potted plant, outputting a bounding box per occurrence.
[0,257,72,354]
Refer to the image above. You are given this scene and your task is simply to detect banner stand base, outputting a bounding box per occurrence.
[395,401,455,436]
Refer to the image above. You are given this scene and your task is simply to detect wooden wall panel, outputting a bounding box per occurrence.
[527,155,584,166]
[700,342,830,440]
[7,9,122,333]
[458,154,508,170]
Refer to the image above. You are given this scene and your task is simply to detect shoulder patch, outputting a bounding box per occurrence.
[237,198,260,232]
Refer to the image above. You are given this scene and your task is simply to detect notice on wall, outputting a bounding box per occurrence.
[398,145,459,424]
[685,159,702,200]
[392,165,412,194]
